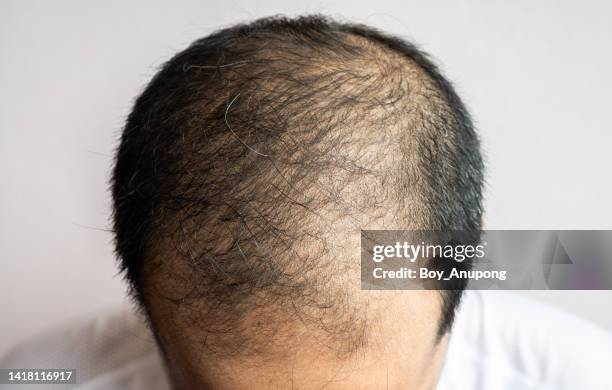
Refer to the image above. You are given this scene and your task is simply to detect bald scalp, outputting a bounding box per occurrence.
[111,15,483,360]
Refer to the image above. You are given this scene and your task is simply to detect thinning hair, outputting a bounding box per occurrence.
[111,15,484,358]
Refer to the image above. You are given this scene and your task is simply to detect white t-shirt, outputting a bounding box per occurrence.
[1,291,611,389]
[438,291,612,389]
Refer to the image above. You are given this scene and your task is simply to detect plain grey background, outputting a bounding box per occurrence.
[1,0,611,355]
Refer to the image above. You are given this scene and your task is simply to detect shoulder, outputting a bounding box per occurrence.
[439,291,612,390]
[0,306,170,390]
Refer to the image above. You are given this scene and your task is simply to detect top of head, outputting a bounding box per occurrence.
[111,15,483,362]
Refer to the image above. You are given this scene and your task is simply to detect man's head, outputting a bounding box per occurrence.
[111,15,483,389]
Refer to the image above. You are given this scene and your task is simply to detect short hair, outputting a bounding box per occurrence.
[111,15,484,357]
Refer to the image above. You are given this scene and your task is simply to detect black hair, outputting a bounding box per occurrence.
[111,15,484,356]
